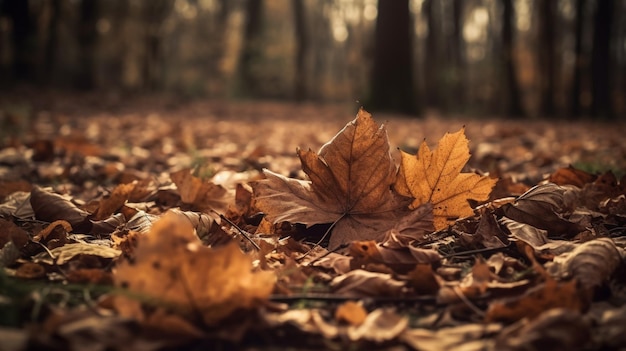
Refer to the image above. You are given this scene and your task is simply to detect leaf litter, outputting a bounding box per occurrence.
[1,100,626,350]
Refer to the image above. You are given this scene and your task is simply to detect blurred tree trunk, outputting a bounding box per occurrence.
[424,0,439,109]
[449,0,464,111]
[238,0,264,97]
[538,0,556,116]
[292,0,308,101]
[590,0,613,119]
[570,0,586,118]
[501,0,524,117]
[369,0,417,114]
[44,0,61,85]
[76,0,98,89]
[142,1,172,91]
[4,0,34,83]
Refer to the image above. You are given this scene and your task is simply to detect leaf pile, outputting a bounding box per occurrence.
[1,106,626,350]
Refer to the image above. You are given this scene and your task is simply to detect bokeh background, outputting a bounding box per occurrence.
[0,0,624,118]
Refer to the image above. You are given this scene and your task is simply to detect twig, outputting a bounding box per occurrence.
[442,243,512,259]
[297,214,346,261]
[212,210,260,251]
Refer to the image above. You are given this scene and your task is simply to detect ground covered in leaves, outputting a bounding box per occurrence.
[1,95,626,350]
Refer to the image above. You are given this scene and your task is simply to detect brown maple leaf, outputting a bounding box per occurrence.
[252,109,417,248]
[394,128,497,230]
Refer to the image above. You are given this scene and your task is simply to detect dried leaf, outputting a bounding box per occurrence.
[31,242,121,265]
[30,186,92,233]
[495,308,590,351]
[349,240,440,274]
[347,308,408,342]
[486,276,585,323]
[331,269,405,297]
[335,301,367,326]
[395,128,497,230]
[547,238,623,292]
[548,165,597,188]
[93,183,135,220]
[501,183,583,235]
[253,109,412,247]
[171,168,231,213]
[114,212,275,325]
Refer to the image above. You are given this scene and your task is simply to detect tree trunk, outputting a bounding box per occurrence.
[238,0,264,97]
[76,0,98,89]
[501,0,524,117]
[590,0,613,119]
[4,0,34,83]
[538,0,556,116]
[570,0,586,118]
[369,0,417,114]
[292,0,308,101]
[423,0,439,109]
[44,0,61,86]
[450,0,464,111]
[142,1,172,91]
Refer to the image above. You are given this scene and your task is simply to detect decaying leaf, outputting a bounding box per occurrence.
[171,168,231,213]
[253,109,414,247]
[114,212,275,325]
[31,242,121,265]
[331,269,405,297]
[30,186,92,233]
[395,128,497,230]
[93,182,136,220]
[485,275,585,323]
[501,183,583,235]
[548,165,597,188]
[547,238,623,292]
[335,301,367,326]
[349,239,440,273]
[495,308,590,351]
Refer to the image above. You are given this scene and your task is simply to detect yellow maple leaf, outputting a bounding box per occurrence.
[394,128,497,230]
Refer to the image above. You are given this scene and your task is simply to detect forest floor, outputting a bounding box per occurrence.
[1,93,626,350]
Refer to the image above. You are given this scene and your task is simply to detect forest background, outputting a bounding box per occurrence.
[0,0,624,119]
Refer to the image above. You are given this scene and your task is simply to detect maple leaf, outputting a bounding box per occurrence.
[114,212,275,325]
[252,109,414,248]
[394,128,497,230]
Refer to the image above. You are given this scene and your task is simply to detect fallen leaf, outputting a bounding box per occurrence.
[349,240,440,274]
[495,308,590,350]
[30,186,92,233]
[401,323,501,351]
[253,109,411,247]
[114,212,275,325]
[501,183,583,235]
[93,182,135,220]
[335,301,367,326]
[331,269,405,297]
[347,308,408,342]
[395,128,497,230]
[548,165,597,188]
[547,238,623,292]
[485,276,585,323]
[171,168,231,213]
[31,242,121,265]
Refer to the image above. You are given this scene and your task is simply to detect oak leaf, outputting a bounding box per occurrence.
[252,109,413,248]
[395,128,497,230]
